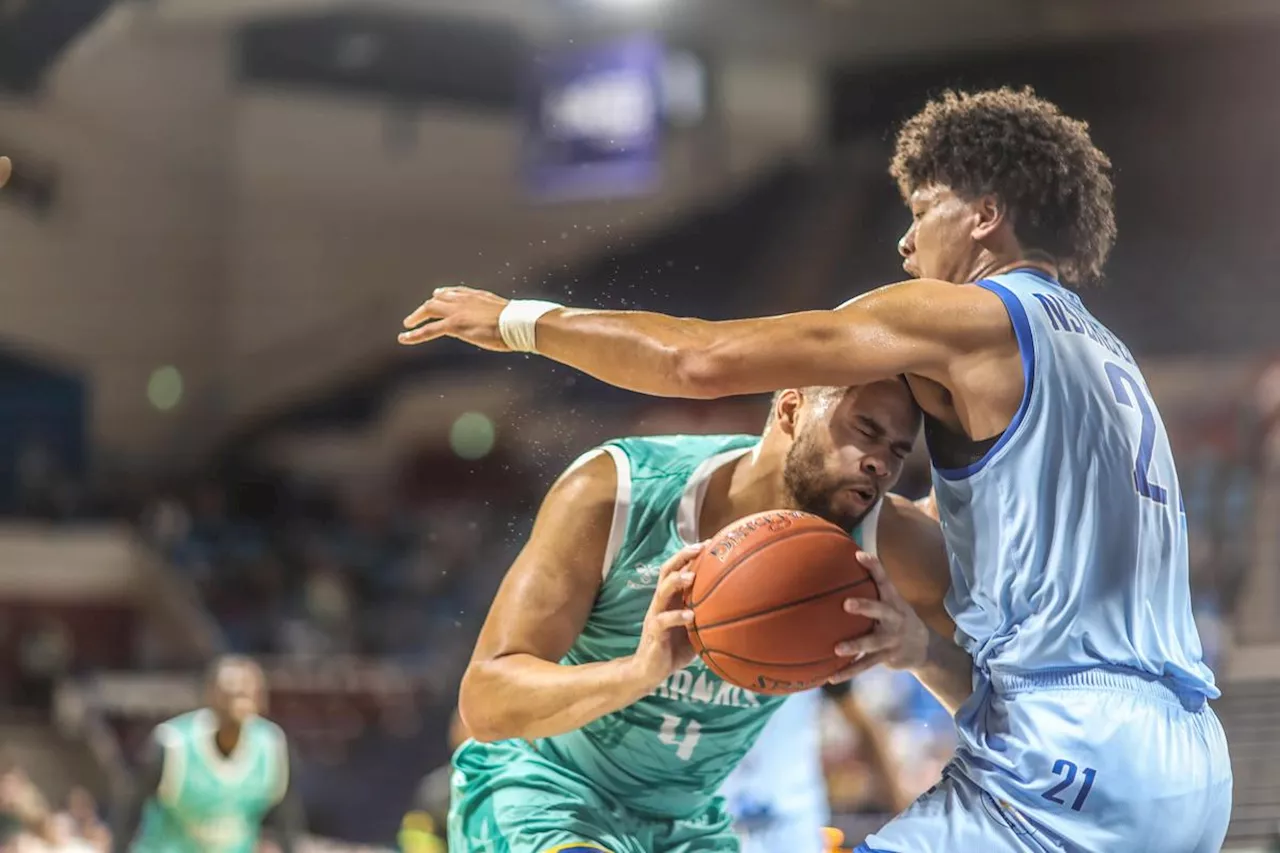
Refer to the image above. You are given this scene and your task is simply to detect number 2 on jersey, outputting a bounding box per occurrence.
[1104,362,1168,505]
[658,714,701,760]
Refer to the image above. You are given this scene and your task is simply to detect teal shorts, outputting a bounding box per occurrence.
[449,740,739,853]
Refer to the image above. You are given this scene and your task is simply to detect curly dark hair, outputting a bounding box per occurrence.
[890,87,1116,284]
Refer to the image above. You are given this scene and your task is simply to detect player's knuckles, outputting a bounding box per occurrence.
[655,573,685,597]
[654,611,691,630]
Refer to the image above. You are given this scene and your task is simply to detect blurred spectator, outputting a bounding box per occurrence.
[0,766,98,853]
[15,619,73,709]
[54,789,108,853]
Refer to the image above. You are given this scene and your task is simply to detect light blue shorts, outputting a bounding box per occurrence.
[856,669,1233,853]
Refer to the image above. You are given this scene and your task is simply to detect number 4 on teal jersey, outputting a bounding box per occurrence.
[658,714,702,760]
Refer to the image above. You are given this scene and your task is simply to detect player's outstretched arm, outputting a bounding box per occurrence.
[458,452,699,743]
[399,281,1010,399]
[0,156,10,189]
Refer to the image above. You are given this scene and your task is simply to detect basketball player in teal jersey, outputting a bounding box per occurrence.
[112,656,305,853]
[403,88,1232,851]
[449,381,954,853]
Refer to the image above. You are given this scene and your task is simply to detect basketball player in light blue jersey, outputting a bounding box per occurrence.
[402,86,1234,852]
[112,656,305,853]
[447,382,953,853]
[720,681,909,853]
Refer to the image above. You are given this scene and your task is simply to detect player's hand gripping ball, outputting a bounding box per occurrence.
[629,544,700,690]
[682,510,879,695]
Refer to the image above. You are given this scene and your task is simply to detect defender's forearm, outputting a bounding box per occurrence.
[536,308,880,399]
[909,630,975,716]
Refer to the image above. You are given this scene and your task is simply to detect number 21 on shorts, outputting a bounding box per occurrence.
[1041,759,1097,812]
[658,714,701,760]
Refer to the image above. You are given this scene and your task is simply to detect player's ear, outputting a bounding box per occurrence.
[970,193,1005,242]
[775,389,803,438]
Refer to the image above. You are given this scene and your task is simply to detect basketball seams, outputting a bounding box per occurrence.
[694,575,876,632]
[687,526,853,609]
[703,649,842,669]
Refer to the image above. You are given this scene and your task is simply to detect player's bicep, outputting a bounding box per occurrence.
[877,495,955,639]
[693,280,1007,396]
[837,281,1017,381]
[469,451,618,666]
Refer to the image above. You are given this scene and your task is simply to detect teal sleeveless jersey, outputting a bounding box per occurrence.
[134,710,289,853]
[533,434,878,820]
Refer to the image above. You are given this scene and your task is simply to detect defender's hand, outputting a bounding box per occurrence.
[399,286,510,351]
[628,544,701,689]
[0,156,11,189]
[829,551,929,683]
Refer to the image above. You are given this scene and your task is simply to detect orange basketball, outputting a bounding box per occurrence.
[683,510,878,695]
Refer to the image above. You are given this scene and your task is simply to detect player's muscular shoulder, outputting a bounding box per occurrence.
[471,449,619,663]
[518,448,618,590]
[548,450,619,527]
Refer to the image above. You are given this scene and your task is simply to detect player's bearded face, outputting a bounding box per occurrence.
[782,425,876,533]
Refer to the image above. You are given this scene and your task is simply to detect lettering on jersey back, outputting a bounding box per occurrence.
[1031,293,1136,366]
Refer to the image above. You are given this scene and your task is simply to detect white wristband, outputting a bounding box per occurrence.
[498,299,562,353]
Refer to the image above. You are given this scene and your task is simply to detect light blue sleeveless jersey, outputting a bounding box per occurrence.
[934,269,1216,697]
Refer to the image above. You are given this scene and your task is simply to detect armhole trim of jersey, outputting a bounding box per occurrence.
[860,498,883,558]
[600,445,632,581]
[155,725,185,806]
[934,277,1037,482]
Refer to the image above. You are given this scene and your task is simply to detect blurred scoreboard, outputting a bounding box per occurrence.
[525,35,708,202]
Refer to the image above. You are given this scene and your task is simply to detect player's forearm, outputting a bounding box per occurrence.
[536,308,881,399]
[908,630,975,716]
[459,653,654,742]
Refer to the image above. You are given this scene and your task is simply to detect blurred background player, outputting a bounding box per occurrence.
[449,382,952,852]
[0,155,10,189]
[110,656,304,853]
[720,682,909,853]
[404,711,471,853]
[401,87,1234,852]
